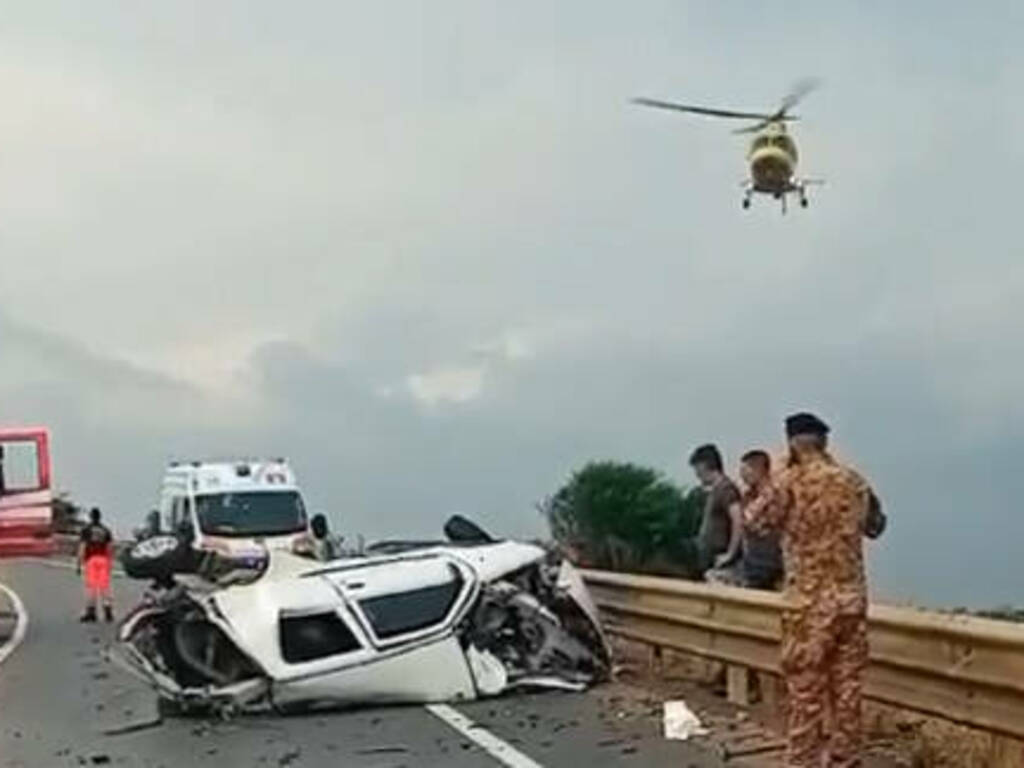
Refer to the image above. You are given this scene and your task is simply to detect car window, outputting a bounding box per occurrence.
[358,572,464,640]
[279,611,361,663]
[195,491,306,537]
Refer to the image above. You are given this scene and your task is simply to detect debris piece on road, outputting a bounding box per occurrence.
[663,700,708,741]
[355,746,410,755]
[102,715,164,736]
[89,755,112,765]
[719,739,787,761]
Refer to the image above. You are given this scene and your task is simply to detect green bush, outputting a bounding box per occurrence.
[539,461,705,578]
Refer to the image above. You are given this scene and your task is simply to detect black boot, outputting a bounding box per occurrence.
[80,607,97,623]
[104,605,114,623]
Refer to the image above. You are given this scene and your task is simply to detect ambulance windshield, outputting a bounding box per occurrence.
[196,491,307,537]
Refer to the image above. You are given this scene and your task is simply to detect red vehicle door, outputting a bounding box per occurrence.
[0,427,54,557]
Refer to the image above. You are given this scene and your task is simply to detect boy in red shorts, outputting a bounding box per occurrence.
[78,507,114,622]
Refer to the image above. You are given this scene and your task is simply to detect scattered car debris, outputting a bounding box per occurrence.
[718,738,787,760]
[662,700,708,741]
[355,746,409,755]
[101,715,164,737]
[115,517,611,715]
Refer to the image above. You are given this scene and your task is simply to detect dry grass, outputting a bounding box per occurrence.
[864,703,1024,768]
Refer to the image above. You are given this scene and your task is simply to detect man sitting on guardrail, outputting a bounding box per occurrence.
[745,413,882,768]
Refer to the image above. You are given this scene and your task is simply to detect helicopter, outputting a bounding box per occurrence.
[633,80,822,213]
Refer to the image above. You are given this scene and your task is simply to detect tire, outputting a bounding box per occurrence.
[121,536,190,581]
[131,536,179,561]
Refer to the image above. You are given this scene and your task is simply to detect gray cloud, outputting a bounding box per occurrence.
[1,2,1023,607]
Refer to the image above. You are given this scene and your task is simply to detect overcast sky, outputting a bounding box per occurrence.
[1,1,1022,607]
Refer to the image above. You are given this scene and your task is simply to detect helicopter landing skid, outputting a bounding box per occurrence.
[740,178,822,213]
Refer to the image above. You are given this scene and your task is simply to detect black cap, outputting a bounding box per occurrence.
[785,412,830,438]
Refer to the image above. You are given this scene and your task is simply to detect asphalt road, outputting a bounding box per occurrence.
[0,560,728,768]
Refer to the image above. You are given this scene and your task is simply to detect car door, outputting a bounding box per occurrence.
[272,554,480,706]
[323,553,478,650]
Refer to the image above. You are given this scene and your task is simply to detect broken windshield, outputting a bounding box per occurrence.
[195,491,307,537]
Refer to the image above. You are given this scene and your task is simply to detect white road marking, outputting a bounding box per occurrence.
[425,703,546,768]
[0,582,29,668]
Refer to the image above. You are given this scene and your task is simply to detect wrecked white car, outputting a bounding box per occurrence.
[115,518,610,715]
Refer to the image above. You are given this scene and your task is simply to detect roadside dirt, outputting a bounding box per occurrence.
[610,636,926,767]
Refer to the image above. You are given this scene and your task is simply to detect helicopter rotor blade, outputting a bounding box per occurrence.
[779,77,820,114]
[732,115,799,134]
[631,97,777,122]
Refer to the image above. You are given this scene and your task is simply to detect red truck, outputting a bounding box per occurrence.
[0,427,55,557]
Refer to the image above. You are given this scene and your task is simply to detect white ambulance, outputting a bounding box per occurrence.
[158,459,310,559]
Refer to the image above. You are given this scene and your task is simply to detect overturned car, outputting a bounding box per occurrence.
[115,519,611,715]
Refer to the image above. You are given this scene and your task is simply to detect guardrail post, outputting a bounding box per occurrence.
[758,672,785,712]
[990,734,1024,768]
[648,644,663,675]
[727,664,751,707]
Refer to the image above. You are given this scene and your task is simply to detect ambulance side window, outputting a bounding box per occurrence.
[169,496,189,533]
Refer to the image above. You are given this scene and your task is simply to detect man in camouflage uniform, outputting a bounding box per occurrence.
[745,413,885,767]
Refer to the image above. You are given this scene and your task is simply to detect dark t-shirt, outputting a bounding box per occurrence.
[80,522,113,560]
[697,476,741,567]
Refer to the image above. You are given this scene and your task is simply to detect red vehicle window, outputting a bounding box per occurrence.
[0,428,51,496]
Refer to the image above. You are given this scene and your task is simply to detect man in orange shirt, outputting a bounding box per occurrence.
[78,507,114,623]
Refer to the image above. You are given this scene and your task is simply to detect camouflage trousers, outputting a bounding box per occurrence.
[780,610,868,768]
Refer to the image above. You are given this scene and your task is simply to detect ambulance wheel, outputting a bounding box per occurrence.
[742,199,751,210]
[801,198,809,208]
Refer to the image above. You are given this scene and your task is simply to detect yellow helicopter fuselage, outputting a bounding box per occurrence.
[747,122,798,195]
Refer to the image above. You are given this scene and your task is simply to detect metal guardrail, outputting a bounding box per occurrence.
[582,569,1024,741]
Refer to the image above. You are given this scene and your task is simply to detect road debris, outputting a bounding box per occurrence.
[663,700,708,741]
[102,715,164,736]
[355,746,410,755]
[718,738,787,760]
